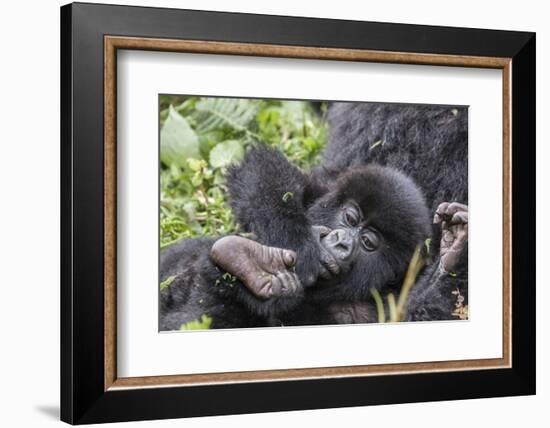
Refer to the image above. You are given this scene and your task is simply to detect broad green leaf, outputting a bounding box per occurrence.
[209,140,244,168]
[160,106,200,168]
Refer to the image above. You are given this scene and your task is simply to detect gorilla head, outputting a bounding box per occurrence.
[306,164,431,302]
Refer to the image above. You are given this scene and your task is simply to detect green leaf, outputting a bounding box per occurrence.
[387,293,398,322]
[160,105,200,168]
[160,275,176,291]
[180,314,213,330]
[158,95,329,248]
[282,192,294,202]
[188,158,207,172]
[370,288,386,323]
[209,140,244,168]
[369,139,385,150]
[257,109,280,128]
[194,98,260,133]
[424,237,432,254]
[222,272,237,282]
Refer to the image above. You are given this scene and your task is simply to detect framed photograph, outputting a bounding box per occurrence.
[61,2,535,424]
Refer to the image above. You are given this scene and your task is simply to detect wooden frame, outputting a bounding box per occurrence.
[104,36,513,389]
[61,2,535,424]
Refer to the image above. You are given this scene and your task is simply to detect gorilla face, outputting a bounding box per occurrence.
[315,200,382,277]
[307,165,431,301]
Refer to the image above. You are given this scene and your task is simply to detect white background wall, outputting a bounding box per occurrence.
[0,1,546,427]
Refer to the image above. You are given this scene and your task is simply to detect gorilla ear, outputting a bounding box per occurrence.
[303,177,329,208]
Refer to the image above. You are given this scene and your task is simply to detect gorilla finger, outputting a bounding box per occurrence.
[443,202,468,217]
[449,211,468,225]
[270,275,283,297]
[272,272,287,294]
[435,202,468,223]
[435,202,450,216]
[288,273,302,293]
[448,224,460,235]
[441,229,455,244]
[282,250,296,268]
[280,272,299,294]
[434,202,450,224]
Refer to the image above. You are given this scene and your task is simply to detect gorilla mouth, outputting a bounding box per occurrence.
[318,245,342,279]
[312,225,345,280]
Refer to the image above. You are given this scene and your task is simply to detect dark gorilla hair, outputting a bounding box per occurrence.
[321,102,468,214]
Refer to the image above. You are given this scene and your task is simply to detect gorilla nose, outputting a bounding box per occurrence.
[325,228,355,260]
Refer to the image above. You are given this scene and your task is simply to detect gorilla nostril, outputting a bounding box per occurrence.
[324,229,355,261]
[335,242,349,251]
[335,242,352,259]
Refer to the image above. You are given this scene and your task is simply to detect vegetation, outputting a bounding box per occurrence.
[159,96,328,249]
[179,314,213,331]
[370,245,426,323]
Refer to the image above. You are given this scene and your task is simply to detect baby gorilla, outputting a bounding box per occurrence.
[160,145,431,329]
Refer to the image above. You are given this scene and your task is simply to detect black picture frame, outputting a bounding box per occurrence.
[61,2,535,424]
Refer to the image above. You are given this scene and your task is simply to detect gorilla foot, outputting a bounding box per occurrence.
[211,236,301,299]
[433,202,468,273]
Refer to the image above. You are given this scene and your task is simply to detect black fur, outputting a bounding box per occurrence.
[160,102,468,329]
[316,102,468,321]
[320,102,468,214]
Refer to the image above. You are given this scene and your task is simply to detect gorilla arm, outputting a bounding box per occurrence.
[226,144,324,287]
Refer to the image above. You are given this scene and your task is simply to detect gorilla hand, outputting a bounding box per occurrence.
[433,202,468,273]
[211,236,301,300]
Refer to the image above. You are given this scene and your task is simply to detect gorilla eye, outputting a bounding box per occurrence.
[361,228,379,251]
[343,208,359,227]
